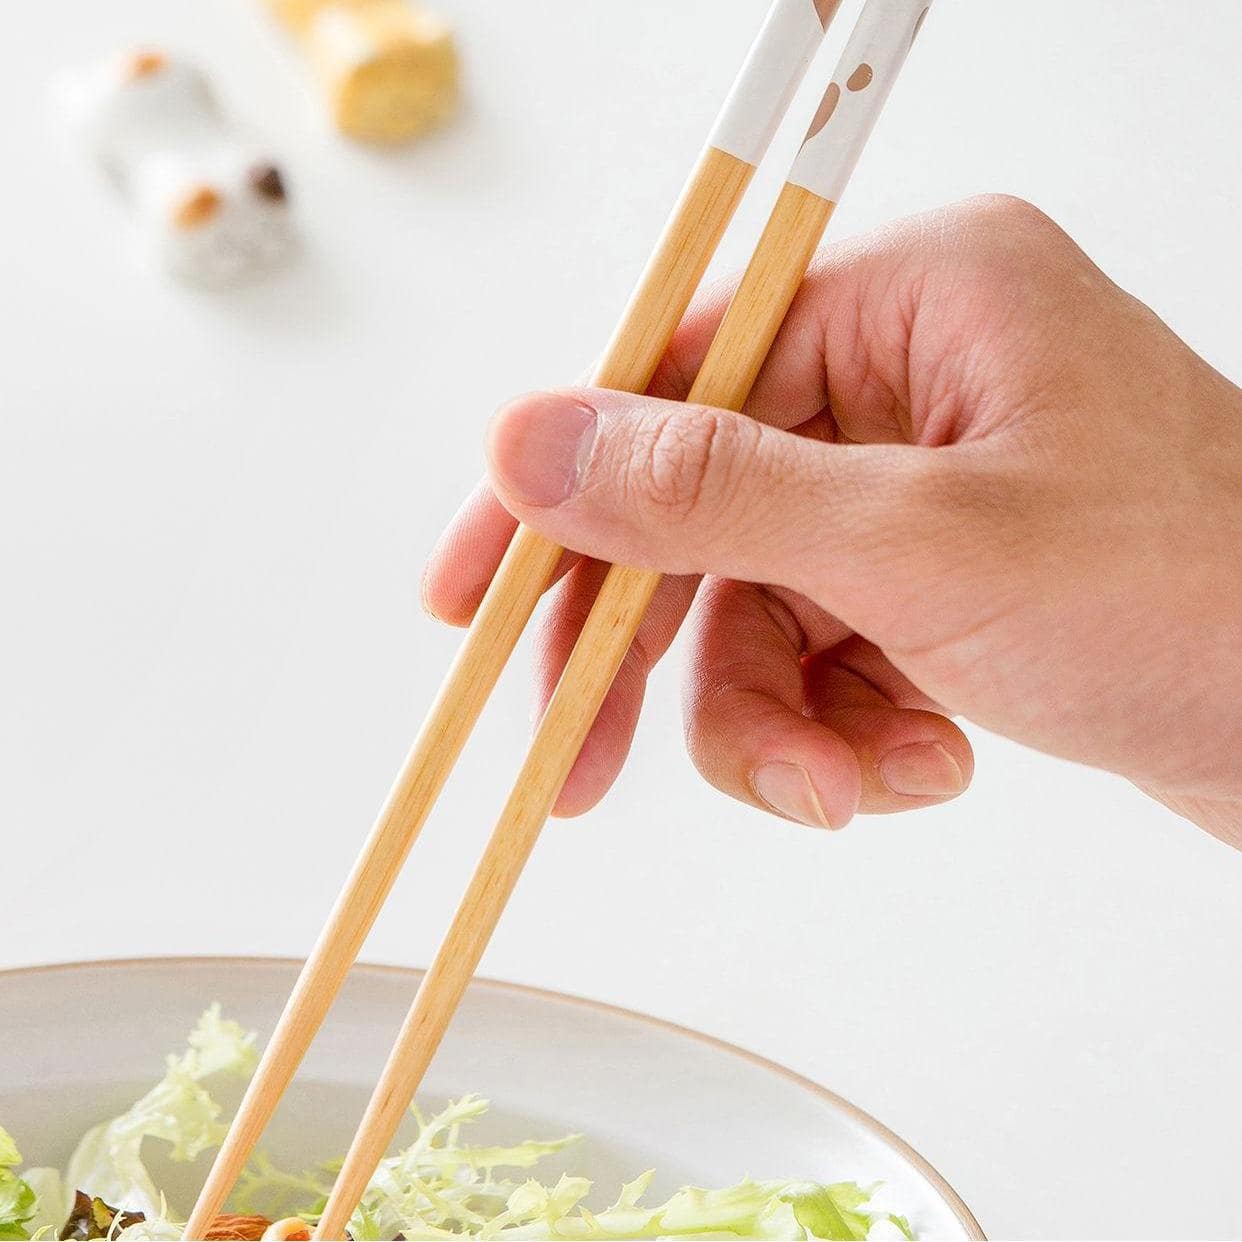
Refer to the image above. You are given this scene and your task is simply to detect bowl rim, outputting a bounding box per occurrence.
[0,954,985,1240]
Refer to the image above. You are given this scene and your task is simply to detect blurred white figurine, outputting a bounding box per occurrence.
[58,50,294,286]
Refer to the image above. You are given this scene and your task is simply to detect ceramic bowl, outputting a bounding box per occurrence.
[0,957,983,1239]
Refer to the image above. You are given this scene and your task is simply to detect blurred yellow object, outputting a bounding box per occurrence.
[262,0,326,33]
[264,0,458,143]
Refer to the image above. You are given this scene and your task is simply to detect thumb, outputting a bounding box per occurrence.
[484,387,982,629]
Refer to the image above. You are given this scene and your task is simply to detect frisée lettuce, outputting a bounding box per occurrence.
[66,1005,257,1217]
[2,1010,914,1240]
[0,1127,38,1240]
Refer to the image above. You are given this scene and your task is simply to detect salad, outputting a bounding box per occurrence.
[1,1007,913,1241]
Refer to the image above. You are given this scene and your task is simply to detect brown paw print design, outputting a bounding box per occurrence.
[791,0,932,201]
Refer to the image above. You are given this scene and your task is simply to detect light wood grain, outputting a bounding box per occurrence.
[312,182,836,1241]
[183,145,750,1242]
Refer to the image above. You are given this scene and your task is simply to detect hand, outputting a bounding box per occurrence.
[423,196,1242,848]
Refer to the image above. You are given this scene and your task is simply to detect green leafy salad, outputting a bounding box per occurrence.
[0,1008,913,1241]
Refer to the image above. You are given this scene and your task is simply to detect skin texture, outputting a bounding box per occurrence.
[423,196,1242,849]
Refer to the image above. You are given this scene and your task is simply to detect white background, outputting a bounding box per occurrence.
[3,3,1241,1238]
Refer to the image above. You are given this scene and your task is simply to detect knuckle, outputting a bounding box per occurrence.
[961,192,1053,232]
[629,407,732,519]
[944,194,1070,267]
[934,195,1086,327]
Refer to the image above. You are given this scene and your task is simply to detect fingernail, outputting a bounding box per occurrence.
[879,742,965,797]
[487,393,597,507]
[752,762,833,829]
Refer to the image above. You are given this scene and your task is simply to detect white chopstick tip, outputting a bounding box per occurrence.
[707,0,837,167]
[788,0,934,203]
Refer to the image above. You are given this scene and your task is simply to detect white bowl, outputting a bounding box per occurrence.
[0,957,983,1239]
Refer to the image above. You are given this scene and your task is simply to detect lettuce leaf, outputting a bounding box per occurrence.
[58,1189,146,1240]
[477,1173,909,1239]
[16,1167,67,1242]
[64,1005,256,1219]
[785,1184,914,1241]
[0,1127,37,1241]
[238,1095,914,1240]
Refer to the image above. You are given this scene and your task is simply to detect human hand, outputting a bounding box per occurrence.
[423,196,1242,848]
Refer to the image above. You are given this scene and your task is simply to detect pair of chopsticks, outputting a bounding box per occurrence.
[185,1,932,1237]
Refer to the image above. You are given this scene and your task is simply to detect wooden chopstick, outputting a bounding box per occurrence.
[184,5,841,1236]
[312,2,934,1237]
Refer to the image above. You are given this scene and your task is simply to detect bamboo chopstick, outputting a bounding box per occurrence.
[313,2,933,1237]
[184,5,842,1236]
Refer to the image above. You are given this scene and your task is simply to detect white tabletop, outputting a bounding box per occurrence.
[3,3,1241,1238]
